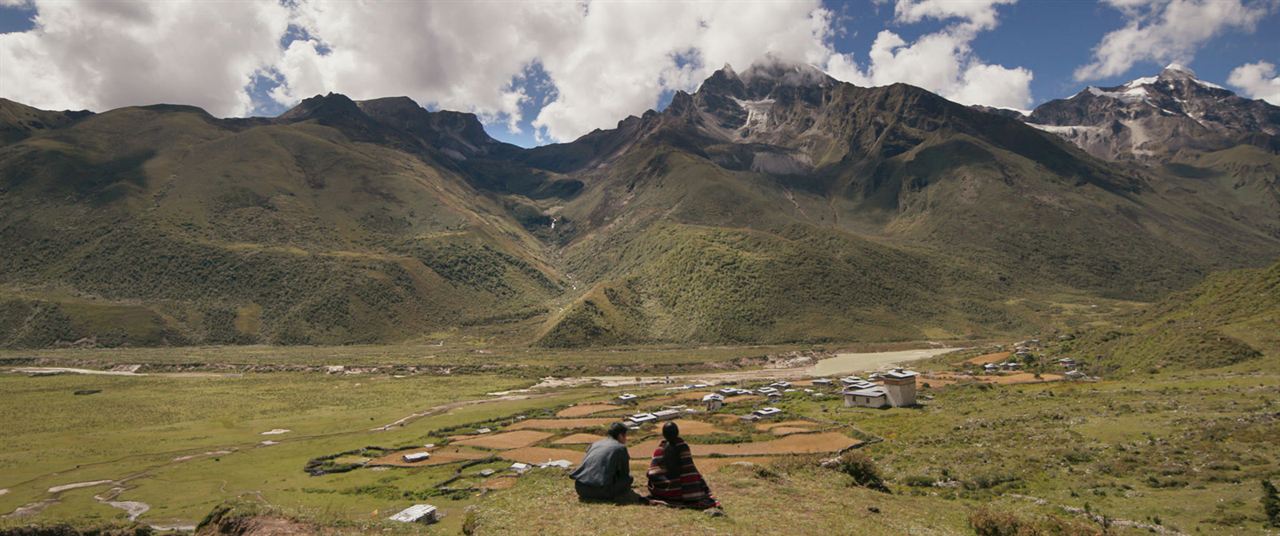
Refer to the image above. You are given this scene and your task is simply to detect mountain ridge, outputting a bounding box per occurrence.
[2,59,1278,348]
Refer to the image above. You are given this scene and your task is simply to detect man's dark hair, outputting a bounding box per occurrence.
[607,422,628,439]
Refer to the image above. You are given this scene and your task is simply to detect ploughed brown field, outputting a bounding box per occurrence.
[628,432,860,458]
[556,404,619,417]
[551,433,604,445]
[454,430,554,449]
[507,418,620,431]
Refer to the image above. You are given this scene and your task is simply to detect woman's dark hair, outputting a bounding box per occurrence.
[662,421,680,442]
[661,421,682,474]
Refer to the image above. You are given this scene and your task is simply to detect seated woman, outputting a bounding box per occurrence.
[646,421,720,509]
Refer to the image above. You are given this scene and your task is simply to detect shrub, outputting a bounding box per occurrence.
[903,474,937,487]
[969,506,1102,536]
[829,450,888,492]
[1264,479,1280,527]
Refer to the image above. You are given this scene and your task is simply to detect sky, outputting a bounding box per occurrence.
[0,0,1276,148]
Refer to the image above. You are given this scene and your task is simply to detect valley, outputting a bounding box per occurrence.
[1,52,1278,535]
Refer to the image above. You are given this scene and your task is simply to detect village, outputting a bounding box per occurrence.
[336,340,1094,526]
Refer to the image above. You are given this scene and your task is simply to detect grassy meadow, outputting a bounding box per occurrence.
[0,337,1276,534]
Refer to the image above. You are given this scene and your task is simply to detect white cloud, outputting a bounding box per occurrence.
[894,0,1017,30]
[1228,61,1280,104]
[530,1,836,141]
[1075,0,1271,81]
[271,1,838,143]
[0,0,1040,141]
[272,2,577,134]
[824,0,1034,111]
[0,0,289,117]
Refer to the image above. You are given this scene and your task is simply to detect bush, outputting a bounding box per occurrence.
[1264,479,1280,527]
[829,450,889,492]
[903,475,937,487]
[969,506,1102,536]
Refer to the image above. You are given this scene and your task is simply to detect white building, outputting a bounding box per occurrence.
[402,452,431,463]
[626,413,658,425]
[881,368,919,407]
[615,393,638,405]
[388,504,438,524]
[703,393,724,411]
[844,386,889,408]
[753,407,782,419]
[653,409,681,421]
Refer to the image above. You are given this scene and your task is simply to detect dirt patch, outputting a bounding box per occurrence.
[454,430,554,450]
[481,476,519,490]
[666,420,728,436]
[556,404,618,417]
[629,432,859,458]
[754,420,819,432]
[47,480,113,493]
[173,449,234,462]
[501,447,586,466]
[507,418,618,431]
[368,446,491,467]
[983,372,1064,384]
[9,499,57,517]
[552,433,604,445]
[966,351,1012,365]
[770,427,818,436]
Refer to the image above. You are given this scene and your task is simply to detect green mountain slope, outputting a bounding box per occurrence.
[531,64,1280,346]
[1052,259,1280,375]
[2,61,1278,349]
[0,101,562,347]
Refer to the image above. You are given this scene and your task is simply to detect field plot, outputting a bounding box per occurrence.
[754,420,820,431]
[507,418,617,430]
[555,404,617,417]
[501,447,586,465]
[769,427,817,436]
[454,430,553,449]
[964,351,1012,365]
[551,433,602,445]
[628,432,860,458]
[663,420,728,436]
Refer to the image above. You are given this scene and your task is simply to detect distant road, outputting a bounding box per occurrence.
[811,348,958,376]
[580,346,960,387]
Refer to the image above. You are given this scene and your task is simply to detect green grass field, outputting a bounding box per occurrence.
[1,339,1276,534]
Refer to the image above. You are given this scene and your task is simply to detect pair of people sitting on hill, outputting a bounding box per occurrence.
[569,421,720,510]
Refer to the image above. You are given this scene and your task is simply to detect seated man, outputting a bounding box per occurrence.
[570,422,642,503]
[646,421,720,510]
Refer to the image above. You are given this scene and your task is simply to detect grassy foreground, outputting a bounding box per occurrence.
[1,344,1277,534]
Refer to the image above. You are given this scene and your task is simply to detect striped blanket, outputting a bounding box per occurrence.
[646,438,720,509]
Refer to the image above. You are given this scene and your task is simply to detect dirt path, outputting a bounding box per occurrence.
[7,367,238,378]
[372,392,555,431]
[581,347,960,387]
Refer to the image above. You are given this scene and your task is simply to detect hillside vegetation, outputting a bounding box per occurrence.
[1051,259,1279,375]
[2,63,1279,348]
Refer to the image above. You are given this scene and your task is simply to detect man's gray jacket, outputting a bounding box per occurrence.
[570,437,633,490]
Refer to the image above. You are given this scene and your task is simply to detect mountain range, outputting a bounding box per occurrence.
[1,59,1277,348]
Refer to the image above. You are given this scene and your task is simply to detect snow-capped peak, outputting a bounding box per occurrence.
[1163,63,1195,76]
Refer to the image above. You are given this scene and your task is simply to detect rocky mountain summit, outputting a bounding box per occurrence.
[1026,64,1280,162]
